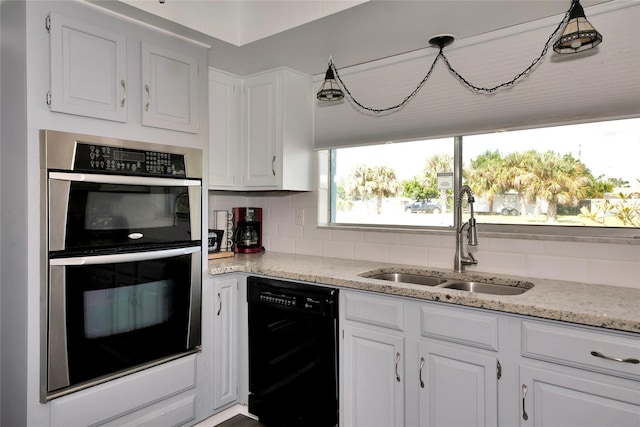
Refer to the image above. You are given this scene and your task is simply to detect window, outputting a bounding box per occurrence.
[325,117,640,238]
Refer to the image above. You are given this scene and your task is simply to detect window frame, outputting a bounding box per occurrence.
[318,119,640,243]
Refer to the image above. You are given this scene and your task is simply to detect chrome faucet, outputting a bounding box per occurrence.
[454,185,479,273]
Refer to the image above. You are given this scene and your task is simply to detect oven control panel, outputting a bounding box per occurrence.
[73,143,187,177]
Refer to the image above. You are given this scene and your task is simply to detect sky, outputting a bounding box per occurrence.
[335,117,640,186]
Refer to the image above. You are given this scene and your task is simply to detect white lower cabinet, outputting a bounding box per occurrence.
[519,319,640,427]
[418,340,498,427]
[519,365,640,427]
[343,325,405,427]
[212,276,238,409]
[340,291,500,427]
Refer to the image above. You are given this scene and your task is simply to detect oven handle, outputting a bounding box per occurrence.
[49,172,201,187]
[50,247,201,266]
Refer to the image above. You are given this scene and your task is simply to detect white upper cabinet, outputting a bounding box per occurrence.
[141,42,199,134]
[48,10,204,136]
[243,72,279,188]
[209,69,241,189]
[48,12,127,122]
[208,67,314,191]
[241,68,314,191]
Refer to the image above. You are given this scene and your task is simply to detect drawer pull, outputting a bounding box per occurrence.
[395,352,401,382]
[590,351,639,364]
[419,357,425,388]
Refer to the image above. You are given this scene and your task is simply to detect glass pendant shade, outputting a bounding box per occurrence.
[317,66,344,101]
[553,0,602,53]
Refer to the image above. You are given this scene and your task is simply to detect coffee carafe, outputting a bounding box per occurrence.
[232,207,263,253]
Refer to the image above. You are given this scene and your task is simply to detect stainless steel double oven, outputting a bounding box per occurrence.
[40,130,202,401]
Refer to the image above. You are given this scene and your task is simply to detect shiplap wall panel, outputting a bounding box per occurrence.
[313,2,640,149]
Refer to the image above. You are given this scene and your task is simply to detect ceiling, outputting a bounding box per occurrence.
[93,0,612,76]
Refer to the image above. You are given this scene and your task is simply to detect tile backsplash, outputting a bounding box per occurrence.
[210,191,640,289]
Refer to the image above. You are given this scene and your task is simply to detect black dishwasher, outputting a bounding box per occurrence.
[247,276,339,427]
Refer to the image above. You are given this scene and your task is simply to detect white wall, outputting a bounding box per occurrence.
[210,190,640,290]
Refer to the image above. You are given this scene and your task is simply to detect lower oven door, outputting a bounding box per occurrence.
[45,246,201,401]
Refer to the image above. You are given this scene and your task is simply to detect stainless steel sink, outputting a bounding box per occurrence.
[440,281,530,295]
[366,273,448,287]
[359,270,533,295]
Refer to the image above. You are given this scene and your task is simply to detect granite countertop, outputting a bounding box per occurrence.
[208,251,640,334]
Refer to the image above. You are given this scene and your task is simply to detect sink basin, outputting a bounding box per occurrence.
[441,281,530,295]
[359,269,534,295]
[365,273,447,287]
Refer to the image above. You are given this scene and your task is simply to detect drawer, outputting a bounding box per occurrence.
[343,291,404,331]
[522,321,640,380]
[52,355,196,427]
[420,304,499,351]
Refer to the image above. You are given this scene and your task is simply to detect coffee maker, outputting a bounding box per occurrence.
[232,207,263,253]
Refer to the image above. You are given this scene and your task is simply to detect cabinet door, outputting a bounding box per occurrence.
[418,340,498,427]
[342,325,404,427]
[141,42,199,133]
[209,69,241,189]
[520,365,640,427]
[213,277,238,409]
[49,12,127,122]
[242,73,279,188]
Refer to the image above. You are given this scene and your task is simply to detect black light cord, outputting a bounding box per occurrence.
[329,1,575,114]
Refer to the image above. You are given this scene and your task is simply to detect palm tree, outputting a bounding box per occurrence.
[369,166,399,214]
[346,165,398,214]
[503,150,539,216]
[529,151,591,222]
[465,150,507,214]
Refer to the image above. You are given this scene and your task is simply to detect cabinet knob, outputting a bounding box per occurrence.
[395,352,401,382]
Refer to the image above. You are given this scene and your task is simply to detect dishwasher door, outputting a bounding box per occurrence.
[247,276,338,427]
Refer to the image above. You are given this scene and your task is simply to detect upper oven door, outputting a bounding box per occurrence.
[48,172,201,254]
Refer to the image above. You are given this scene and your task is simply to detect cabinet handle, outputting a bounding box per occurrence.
[144,84,150,112]
[521,384,529,421]
[419,356,425,388]
[271,156,276,176]
[591,351,639,364]
[217,293,222,316]
[120,79,126,108]
[395,352,401,382]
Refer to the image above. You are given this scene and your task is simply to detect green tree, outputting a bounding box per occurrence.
[465,150,507,214]
[503,150,540,216]
[529,152,591,222]
[584,174,614,199]
[401,177,437,201]
[345,165,398,214]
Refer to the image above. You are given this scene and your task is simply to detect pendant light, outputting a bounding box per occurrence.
[317,0,604,110]
[553,0,603,53]
[316,60,344,101]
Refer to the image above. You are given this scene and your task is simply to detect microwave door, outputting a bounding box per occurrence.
[48,172,201,252]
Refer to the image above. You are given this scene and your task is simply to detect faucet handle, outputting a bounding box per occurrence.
[464,251,478,266]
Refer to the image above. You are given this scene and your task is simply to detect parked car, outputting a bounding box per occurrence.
[405,200,442,214]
